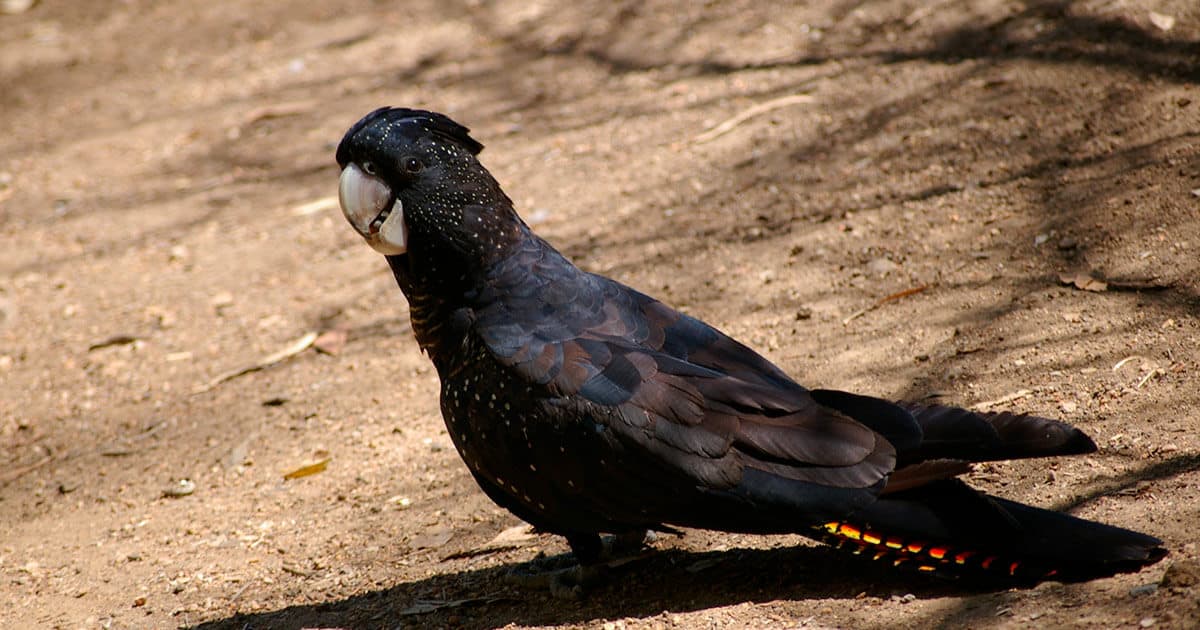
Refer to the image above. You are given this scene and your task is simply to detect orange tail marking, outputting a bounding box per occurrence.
[817,521,1045,579]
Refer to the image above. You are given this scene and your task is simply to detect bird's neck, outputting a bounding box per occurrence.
[386,230,583,368]
[386,255,474,361]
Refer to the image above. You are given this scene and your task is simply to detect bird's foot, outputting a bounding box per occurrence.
[603,530,656,563]
[505,530,658,598]
[505,562,610,599]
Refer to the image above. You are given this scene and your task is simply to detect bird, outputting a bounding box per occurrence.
[334,106,1166,590]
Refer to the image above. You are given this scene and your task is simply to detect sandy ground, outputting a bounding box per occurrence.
[2,1,1199,628]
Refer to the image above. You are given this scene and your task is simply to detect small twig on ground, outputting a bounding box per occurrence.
[971,389,1033,410]
[1136,369,1163,389]
[291,196,338,217]
[842,285,930,325]
[241,100,314,126]
[442,524,538,561]
[96,421,170,457]
[0,455,53,486]
[398,597,508,617]
[280,564,312,577]
[194,332,318,394]
[694,94,815,143]
[1112,356,1144,371]
[229,582,251,603]
[87,334,140,352]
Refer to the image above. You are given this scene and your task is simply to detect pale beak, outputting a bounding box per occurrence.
[338,163,407,255]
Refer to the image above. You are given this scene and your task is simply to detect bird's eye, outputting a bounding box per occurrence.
[402,157,424,174]
[362,161,378,175]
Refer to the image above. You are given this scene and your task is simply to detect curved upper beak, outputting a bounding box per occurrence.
[338,164,407,255]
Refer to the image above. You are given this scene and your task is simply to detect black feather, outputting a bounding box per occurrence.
[336,107,483,168]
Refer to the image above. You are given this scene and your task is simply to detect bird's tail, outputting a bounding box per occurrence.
[814,479,1165,582]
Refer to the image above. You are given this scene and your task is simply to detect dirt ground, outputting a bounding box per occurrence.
[2,1,1199,628]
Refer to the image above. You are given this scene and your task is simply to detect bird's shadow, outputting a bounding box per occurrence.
[187,451,1200,629]
[190,544,1011,629]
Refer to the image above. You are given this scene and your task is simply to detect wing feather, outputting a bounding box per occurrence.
[470,241,901,494]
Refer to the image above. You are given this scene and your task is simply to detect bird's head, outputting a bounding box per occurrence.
[335,107,519,266]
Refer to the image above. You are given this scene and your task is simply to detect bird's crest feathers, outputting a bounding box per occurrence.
[337,107,484,165]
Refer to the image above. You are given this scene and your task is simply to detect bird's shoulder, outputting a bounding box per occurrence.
[467,234,793,401]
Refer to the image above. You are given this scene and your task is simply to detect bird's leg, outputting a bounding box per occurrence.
[506,531,655,598]
[566,532,605,564]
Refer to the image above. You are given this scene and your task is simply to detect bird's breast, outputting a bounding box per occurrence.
[434,335,689,531]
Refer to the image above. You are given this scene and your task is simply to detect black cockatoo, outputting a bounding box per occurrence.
[334,107,1164,589]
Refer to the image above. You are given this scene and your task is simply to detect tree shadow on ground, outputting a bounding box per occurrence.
[188,449,1197,629]
[446,0,1200,81]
